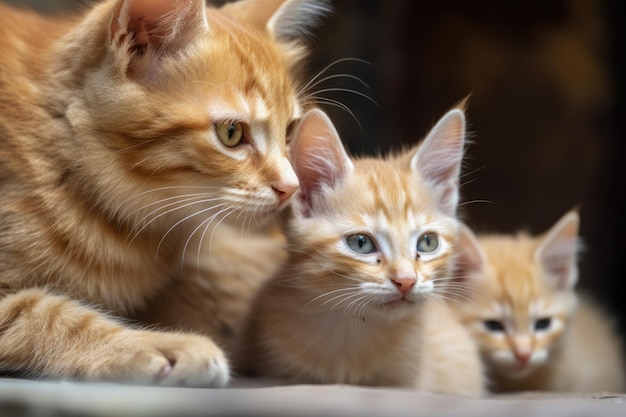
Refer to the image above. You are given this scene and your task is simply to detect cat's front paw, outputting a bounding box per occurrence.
[99,330,230,387]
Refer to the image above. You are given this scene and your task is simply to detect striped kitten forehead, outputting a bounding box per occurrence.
[480,235,562,323]
[327,157,456,242]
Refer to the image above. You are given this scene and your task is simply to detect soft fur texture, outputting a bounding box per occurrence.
[454,211,626,393]
[0,0,329,386]
[236,107,485,397]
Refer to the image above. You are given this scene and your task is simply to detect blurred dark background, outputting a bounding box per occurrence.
[6,0,625,335]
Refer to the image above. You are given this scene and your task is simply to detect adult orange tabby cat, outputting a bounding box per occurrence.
[0,0,328,386]
[454,211,625,392]
[236,107,485,397]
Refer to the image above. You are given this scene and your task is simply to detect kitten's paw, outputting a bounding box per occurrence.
[100,330,230,387]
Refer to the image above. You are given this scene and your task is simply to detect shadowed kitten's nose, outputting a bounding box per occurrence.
[391,277,416,295]
[272,181,298,204]
[513,350,531,365]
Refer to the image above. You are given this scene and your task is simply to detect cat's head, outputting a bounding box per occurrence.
[284,107,467,320]
[454,211,580,379]
[63,0,329,232]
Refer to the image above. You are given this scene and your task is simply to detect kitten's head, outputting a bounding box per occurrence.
[454,211,580,379]
[64,0,329,232]
[284,107,466,320]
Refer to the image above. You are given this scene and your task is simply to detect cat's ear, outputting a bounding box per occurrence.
[410,109,466,217]
[289,109,353,216]
[535,210,580,290]
[454,224,487,279]
[221,0,330,42]
[109,0,208,77]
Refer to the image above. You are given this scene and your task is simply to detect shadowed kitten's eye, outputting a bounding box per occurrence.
[215,121,244,148]
[417,232,439,253]
[484,320,505,332]
[286,119,299,144]
[346,233,377,254]
[534,318,552,331]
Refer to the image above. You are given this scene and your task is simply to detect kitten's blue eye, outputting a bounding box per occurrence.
[484,320,504,332]
[535,318,551,331]
[346,234,377,254]
[417,232,439,253]
[215,121,244,148]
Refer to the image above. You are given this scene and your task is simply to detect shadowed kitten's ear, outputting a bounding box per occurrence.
[454,224,487,280]
[411,109,466,216]
[290,109,353,216]
[109,0,208,77]
[220,0,331,42]
[535,210,580,290]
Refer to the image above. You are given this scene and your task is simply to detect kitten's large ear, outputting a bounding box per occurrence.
[109,0,208,77]
[454,224,487,279]
[535,210,580,290]
[290,109,353,216]
[221,0,330,40]
[411,109,466,216]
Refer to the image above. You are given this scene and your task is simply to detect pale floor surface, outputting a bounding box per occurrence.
[1,377,625,417]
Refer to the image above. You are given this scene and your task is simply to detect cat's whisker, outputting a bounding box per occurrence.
[302,97,363,134]
[207,206,236,257]
[155,203,229,257]
[298,57,373,97]
[299,73,372,99]
[126,197,226,247]
[122,193,218,223]
[307,87,380,109]
[458,199,494,207]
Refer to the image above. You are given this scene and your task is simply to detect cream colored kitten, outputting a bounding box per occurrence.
[236,107,485,397]
[454,211,625,392]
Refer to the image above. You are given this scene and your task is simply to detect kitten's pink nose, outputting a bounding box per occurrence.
[514,350,531,365]
[391,277,416,295]
[272,181,298,205]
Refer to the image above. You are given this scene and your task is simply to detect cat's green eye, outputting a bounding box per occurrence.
[215,121,244,148]
[484,320,504,332]
[535,318,551,331]
[346,233,377,255]
[417,232,439,253]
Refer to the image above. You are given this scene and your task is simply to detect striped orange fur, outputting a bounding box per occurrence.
[0,0,329,385]
[236,107,485,397]
[453,211,626,392]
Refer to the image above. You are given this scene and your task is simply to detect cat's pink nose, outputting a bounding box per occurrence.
[391,277,416,295]
[272,182,298,204]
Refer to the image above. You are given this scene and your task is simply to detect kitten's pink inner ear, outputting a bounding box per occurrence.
[535,210,580,290]
[412,109,466,216]
[290,109,353,198]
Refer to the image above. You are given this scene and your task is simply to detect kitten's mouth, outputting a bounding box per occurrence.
[382,296,416,309]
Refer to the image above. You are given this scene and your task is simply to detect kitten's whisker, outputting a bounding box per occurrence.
[303,287,361,310]
[318,288,363,309]
[327,292,365,315]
